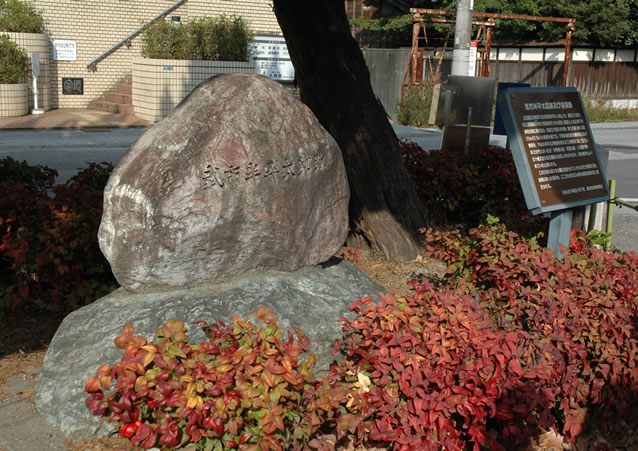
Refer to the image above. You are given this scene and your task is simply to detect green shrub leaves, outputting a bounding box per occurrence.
[0,35,28,84]
[141,16,253,62]
[0,0,45,33]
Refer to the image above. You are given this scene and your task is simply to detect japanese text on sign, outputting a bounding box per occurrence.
[505,89,608,212]
[52,39,77,61]
[250,35,295,81]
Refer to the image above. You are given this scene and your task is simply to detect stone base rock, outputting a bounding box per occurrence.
[35,259,383,439]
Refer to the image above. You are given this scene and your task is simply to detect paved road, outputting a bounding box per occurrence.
[1,123,636,252]
[0,128,145,183]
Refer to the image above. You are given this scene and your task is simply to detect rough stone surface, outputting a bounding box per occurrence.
[98,74,349,292]
[35,260,383,439]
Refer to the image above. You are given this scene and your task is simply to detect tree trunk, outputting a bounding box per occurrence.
[272,0,430,263]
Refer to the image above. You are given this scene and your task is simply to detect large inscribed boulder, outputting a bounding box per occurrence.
[98,74,349,292]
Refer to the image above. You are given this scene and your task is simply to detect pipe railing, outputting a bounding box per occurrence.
[87,0,185,71]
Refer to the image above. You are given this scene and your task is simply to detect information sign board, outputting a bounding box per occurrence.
[250,36,295,81]
[497,87,609,215]
[52,39,77,61]
[468,40,478,76]
[493,82,530,135]
[31,52,40,76]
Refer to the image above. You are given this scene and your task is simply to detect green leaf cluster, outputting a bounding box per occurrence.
[397,83,433,128]
[141,15,254,62]
[0,34,27,84]
[0,0,45,33]
[357,0,638,48]
[350,14,412,32]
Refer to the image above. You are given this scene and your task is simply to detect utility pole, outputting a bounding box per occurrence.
[451,0,473,76]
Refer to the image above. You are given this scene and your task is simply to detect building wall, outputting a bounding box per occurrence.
[0,83,29,118]
[31,0,281,109]
[132,57,255,122]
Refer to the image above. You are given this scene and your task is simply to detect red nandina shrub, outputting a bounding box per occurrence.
[422,217,638,444]
[400,141,548,237]
[86,307,327,450]
[0,158,116,313]
[322,218,637,449]
[325,289,523,450]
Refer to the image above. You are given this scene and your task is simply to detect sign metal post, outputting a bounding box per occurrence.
[31,52,44,114]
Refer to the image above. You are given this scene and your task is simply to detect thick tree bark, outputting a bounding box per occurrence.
[272,0,430,262]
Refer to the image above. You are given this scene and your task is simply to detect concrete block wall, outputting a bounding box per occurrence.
[132,57,255,122]
[2,32,51,112]
[0,83,28,118]
[31,0,280,109]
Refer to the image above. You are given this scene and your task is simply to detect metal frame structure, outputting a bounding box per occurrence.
[402,8,576,97]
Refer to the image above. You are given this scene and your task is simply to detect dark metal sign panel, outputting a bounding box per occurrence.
[497,87,609,214]
[62,78,84,95]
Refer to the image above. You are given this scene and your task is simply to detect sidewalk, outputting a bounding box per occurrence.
[0,108,151,130]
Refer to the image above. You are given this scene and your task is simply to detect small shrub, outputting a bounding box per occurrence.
[400,141,549,237]
[140,21,195,60]
[190,16,254,62]
[583,97,634,123]
[0,34,28,84]
[0,0,45,33]
[320,219,637,448]
[324,290,519,449]
[86,308,326,450]
[422,218,638,442]
[397,84,433,128]
[141,15,254,62]
[0,159,117,313]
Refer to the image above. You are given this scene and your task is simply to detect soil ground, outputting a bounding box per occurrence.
[0,246,636,450]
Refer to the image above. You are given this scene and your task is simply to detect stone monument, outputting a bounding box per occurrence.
[99,73,350,291]
[35,74,384,438]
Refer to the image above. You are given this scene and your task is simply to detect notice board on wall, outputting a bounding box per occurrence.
[496,87,609,215]
[52,39,77,61]
[250,35,295,82]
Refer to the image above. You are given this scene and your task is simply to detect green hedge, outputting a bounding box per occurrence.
[0,34,28,83]
[0,0,45,33]
[141,16,253,61]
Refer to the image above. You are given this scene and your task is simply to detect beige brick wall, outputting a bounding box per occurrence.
[0,83,29,118]
[31,0,281,109]
[132,57,255,122]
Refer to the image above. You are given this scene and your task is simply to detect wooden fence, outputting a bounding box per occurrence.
[364,46,638,121]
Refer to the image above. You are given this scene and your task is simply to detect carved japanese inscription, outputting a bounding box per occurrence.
[202,152,326,190]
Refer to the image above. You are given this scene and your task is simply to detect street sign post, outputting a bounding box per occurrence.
[31,52,44,114]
